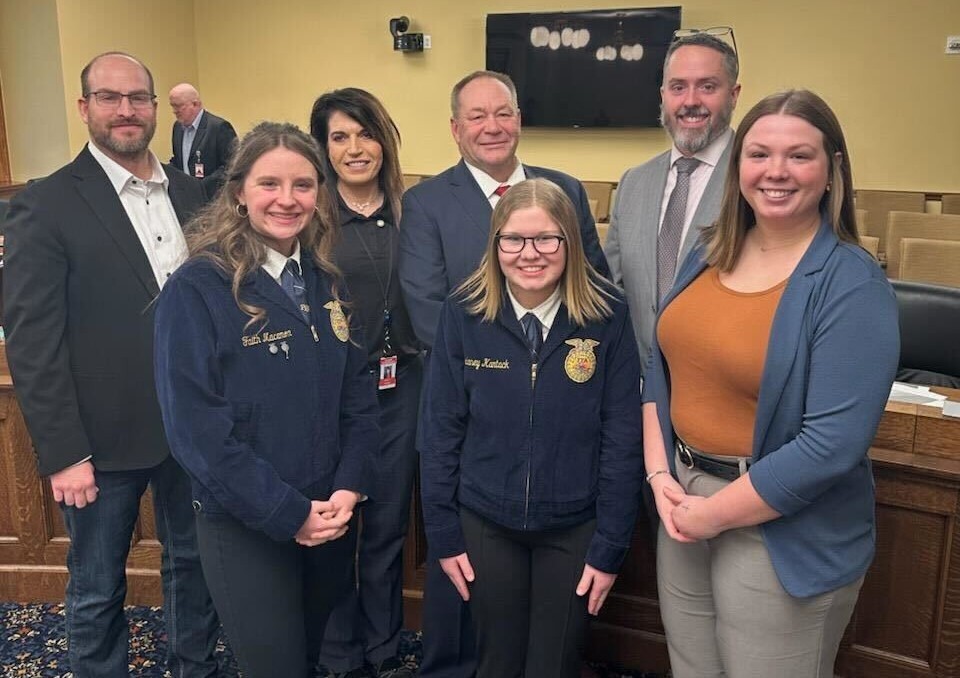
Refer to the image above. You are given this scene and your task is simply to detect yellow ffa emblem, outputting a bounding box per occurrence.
[564,338,599,383]
[323,301,349,342]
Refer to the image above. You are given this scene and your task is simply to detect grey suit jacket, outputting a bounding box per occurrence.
[605,138,732,370]
[399,159,608,348]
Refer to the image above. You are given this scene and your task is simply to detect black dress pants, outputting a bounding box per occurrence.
[460,508,595,678]
[196,509,357,678]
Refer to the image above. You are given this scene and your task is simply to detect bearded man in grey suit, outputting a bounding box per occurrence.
[605,31,741,367]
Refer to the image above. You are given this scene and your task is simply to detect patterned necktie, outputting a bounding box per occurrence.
[656,157,701,303]
[494,184,511,197]
[520,312,543,360]
[280,259,309,322]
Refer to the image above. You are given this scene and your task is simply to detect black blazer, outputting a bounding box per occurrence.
[2,146,206,476]
[170,109,237,196]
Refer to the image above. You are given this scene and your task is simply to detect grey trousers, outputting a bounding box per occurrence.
[657,452,863,678]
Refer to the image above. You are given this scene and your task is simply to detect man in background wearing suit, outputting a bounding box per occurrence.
[398,70,608,678]
[3,52,219,677]
[169,82,237,198]
[605,31,741,367]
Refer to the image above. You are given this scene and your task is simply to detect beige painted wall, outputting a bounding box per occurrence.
[3,0,959,191]
[55,0,199,165]
[194,0,960,191]
[0,0,70,181]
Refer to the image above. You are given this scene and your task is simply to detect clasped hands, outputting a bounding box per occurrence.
[294,489,359,547]
[439,552,617,616]
[650,474,722,542]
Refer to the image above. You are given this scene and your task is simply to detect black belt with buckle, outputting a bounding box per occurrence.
[676,439,750,482]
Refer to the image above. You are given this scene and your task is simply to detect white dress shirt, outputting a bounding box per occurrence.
[465,160,527,208]
[87,141,188,288]
[506,284,561,342]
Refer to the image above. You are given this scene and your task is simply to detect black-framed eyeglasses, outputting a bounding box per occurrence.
[86,90,157,109]
[672,26,737,57]
[496,233,566,254]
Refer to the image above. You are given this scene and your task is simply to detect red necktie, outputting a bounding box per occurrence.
[494,184,510,197]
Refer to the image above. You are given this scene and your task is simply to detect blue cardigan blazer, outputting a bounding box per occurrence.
[643,221,899,597]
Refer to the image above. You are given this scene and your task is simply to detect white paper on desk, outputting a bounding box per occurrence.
[943,400,960,419]
[888,382,948,409]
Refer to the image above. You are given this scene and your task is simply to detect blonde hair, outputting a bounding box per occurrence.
[185,121,342,329]
[456,178,612,325]
[703,89,859,271]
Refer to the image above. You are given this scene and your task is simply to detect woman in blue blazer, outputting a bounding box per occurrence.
[154,122,378,678]
[643,90,899,677]
[420,178,643,678]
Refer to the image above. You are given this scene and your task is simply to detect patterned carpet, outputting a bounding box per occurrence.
[0,602,664,677]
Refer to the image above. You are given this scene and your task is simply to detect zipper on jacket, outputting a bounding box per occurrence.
[524,360,538,529]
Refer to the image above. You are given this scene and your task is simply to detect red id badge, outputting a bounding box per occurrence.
[379,355,398,390]
[194,162,205,178]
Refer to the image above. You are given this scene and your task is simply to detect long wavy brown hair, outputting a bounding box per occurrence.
[185,121,342,328]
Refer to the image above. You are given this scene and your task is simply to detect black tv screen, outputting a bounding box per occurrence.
[486,7,681,128]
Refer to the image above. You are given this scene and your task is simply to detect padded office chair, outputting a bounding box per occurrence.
[855,190,925,253]
[899,238,960,288]
[942,194,960,215]
[890,280,960,387]
[860,235,880,259]
[582,181,614,223]
[885,211,960,279]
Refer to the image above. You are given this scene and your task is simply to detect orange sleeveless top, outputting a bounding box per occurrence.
[657,267,786,456]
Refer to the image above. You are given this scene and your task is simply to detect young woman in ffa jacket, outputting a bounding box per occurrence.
[420,178,644,678]
[154,122,379,678]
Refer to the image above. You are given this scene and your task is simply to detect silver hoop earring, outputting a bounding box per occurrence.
[235,203,248,218]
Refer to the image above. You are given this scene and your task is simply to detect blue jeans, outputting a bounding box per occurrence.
[61,455,219,678]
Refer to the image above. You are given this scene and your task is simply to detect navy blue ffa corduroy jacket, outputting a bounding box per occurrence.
[154,255,379,542]
[420,290,644,574]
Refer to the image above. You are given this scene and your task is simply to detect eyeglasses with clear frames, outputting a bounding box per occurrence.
[671,26,737,56]
[86,90,157,109]
[496,234,566,254]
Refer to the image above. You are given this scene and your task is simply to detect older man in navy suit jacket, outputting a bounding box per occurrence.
[398,69,608,678]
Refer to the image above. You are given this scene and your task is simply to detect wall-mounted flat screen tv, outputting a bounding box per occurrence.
[486,7,681,128]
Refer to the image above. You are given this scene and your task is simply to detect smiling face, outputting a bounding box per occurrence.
[78,54,157,163]
[326,110,384,194]
[660,45,740,156]
[237,146,319,256]
[451,76,521,182]
[739,113,832,229]
[497,206,566,309]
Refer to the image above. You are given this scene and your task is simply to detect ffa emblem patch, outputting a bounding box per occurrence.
[564,338,599,383]
[324,301,349,342]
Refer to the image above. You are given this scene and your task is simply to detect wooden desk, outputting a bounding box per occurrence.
[1,371,958,676]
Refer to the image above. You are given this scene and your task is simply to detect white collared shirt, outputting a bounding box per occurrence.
[464,160,527,208]
[506,284,562,342]
[87,142,188,288]
[658,128,734,252]
[181,108,205,172]
[260,241,303,283]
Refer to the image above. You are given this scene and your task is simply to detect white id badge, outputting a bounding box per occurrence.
[378,355,398,390]
[194,162,205,178]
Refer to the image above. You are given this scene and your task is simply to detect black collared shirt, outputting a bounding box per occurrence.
[333,197,421,366]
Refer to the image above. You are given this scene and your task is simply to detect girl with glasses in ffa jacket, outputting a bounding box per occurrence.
[419,178,644,678]
[154,122,378,678]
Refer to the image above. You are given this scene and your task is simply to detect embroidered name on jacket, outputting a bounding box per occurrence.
[464,358,510,370]
[241,329,294,347]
